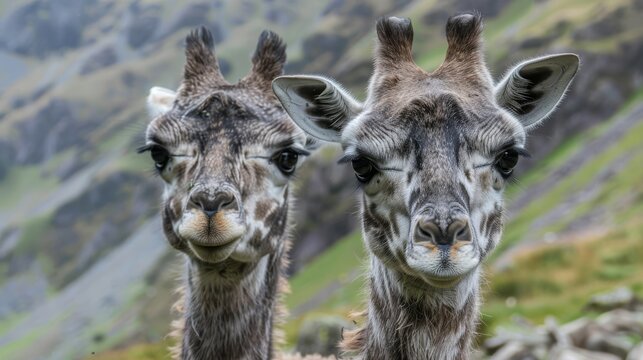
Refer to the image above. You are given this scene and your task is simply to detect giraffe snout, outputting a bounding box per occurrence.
[414,215,471,247]
[189,189,239,218]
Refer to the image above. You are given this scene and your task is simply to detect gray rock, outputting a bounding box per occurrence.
[484,327,548,355]
[550,346,621,360]
[79,45,118,75]
[560,317,598,348]
[585,330,635,358]
[0,0,112,57]
[125,3,160,48]
[627,343,643,360]
[488,341,536,360]
[597,309,643,335]
[587,287,639,312]
[0,263,48,320]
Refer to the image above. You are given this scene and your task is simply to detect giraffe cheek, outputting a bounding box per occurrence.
[492,173,503,191]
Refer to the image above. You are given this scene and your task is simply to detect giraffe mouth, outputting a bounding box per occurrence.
[404,240,480,287]
[423,275,463,288]
[188,238,240,263]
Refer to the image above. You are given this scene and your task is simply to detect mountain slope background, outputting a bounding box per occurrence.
[0,0,641,359]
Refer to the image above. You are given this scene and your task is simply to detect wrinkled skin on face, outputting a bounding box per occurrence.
[143,28,310,275]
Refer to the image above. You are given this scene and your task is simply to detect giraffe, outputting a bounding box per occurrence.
[142,26,318,360]
[272,13,579,360]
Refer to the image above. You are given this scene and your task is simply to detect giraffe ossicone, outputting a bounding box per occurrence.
[273,13,578,359]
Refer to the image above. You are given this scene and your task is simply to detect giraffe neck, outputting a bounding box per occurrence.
[358,257,479,360]
[179,247,285,360]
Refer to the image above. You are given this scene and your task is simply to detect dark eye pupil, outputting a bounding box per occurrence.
[150,146,170,170]
[275,150,298,174]
[496,150,519,175]
[351,158,376,182]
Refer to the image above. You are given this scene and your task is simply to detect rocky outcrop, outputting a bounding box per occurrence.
[155,3,224,44]
[11,99,100,165]
[0,0,112,57]
[79,45,118,75]
[483,288,643,360]
[125,2,161,48]
[46,171,159,288]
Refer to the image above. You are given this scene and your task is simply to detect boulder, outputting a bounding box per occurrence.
[585,330,635,358]
[597,309,643,335]
[488,341,536,360]
[586,287,639,312]
[560,317,598,347]
[550,346,620,360]
[627,343,643,360]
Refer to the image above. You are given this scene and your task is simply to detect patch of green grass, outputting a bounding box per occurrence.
[0,312,63,360]
[287,231,365,311]
[14,214,52,256]
[416,44,448,71]
[0,165,58,210]
[0,327,47,359]
[284,231,366,346]
[496,112,643,256]
[507,87,643,201]
[0,313,27,338]
[88,341,173,360]
[483,218,643,338]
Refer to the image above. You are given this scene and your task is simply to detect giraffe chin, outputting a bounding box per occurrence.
[188,239,241,264]
[423,276,463,289]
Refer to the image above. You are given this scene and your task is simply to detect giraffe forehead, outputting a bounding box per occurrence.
[347,94,471,159]
[148,89,301,150]
[346,92,524,161]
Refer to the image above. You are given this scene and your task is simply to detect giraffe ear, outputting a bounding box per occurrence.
[272,75,362,143]
[495,53,579,129]
[147,86,176,118]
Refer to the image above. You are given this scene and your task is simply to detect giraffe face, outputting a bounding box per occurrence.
[338,89,526,287]
[273,14,578,289]
[143,28,310,267]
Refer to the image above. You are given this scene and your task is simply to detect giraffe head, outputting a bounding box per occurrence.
[273,14,578,289]
[142,27,311,272]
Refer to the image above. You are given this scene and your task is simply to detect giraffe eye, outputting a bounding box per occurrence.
[272,149,299,175]
[150,145,170,171]
[351,157,378,183]
[199,109,211,119]
[494,149,519,177]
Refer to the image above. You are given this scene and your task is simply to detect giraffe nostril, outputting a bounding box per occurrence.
[414,216,471,246]
[219,198,235,210]
[189,190,239,218]
[449,219,471,242]
[417,226,434,241]
[414,218,440,244]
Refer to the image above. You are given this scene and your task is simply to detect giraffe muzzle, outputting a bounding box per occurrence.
[413,215,472,247]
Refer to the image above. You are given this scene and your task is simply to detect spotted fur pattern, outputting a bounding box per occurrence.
[144,27,311,359]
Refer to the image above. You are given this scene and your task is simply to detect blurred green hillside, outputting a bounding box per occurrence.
[0,0,641,359]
